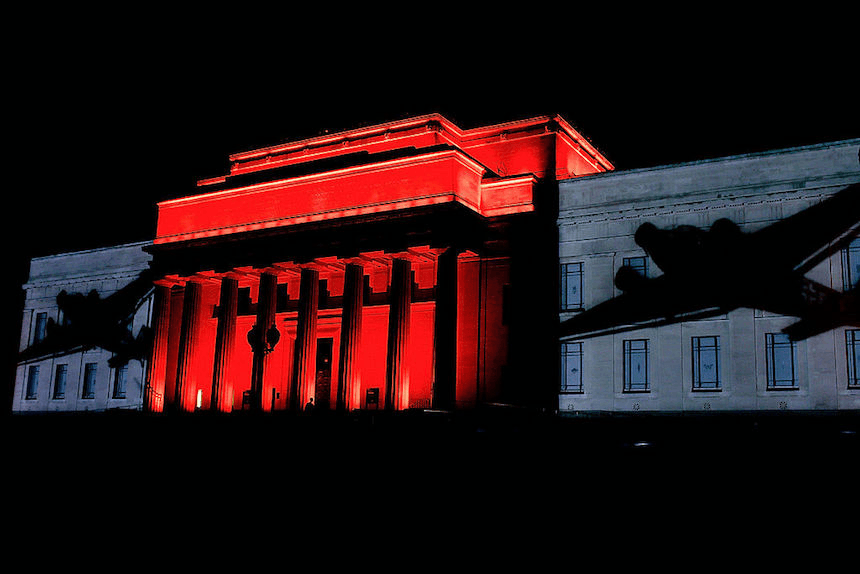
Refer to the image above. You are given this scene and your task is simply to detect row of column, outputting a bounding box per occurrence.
[145,249,458,413]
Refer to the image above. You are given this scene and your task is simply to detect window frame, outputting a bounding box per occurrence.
[33,312,48,345]
[847,329,860,389]
[623,339,650,392]
[691,336,721,391]
[622,256,649,278]
[765,333,798,390]
[560,341,584,394]
[53,364,68,400]
[25,365,40,400]
[82,362,98,399]
[112,364,128,399]
[842,237,859,291]
[559,262,583,312]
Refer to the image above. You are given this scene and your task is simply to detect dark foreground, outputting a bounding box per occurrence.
[6,407,857,472]
[6,408,857,565]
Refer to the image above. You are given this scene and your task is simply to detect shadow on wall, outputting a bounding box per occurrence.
[560,183,860,341]
[19,270,155,369]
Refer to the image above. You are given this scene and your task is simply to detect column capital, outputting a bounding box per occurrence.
[221,270,247,281]
[190,271,223,285]
[154,275,183,288]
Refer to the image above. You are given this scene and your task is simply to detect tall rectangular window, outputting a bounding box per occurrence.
[561,342,583,393]
[560,262,583,311]
[692,336,721,390]
[843,237,859,291]
[623,339,650,392]
[25,365,40,400]
[847,330,860,389]
[238,287,252,315]
[33,312,47,344]
[622,256,649,278]
[53,364,68,399]
[766,333,797,389]
[82,363,97,399]
[113,364,128,399]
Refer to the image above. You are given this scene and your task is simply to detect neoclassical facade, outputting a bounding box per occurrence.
[14,116,857,418]
[12,242,154,413]
[143,114,612,414]
[558,139,860,413]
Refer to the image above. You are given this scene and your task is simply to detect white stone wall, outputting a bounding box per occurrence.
[13,242,153,413]
[558,139,860,413]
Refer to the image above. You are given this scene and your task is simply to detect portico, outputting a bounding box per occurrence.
[142,114,612,414]
[145,247,456,413]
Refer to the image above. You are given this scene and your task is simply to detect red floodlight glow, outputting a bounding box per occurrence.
[146,114,614,414]
[155,114,612,244]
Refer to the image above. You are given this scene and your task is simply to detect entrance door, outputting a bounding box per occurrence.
[315,338,333,410]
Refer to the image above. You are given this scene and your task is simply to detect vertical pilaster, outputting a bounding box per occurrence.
[250,272,278,412]
[175,280,203,413]
[337,263,364,412]
[144,283,171,413]
[433,248,458,410]
[385,258,412,411]
[291,268,319,411]
[211,276,238,413]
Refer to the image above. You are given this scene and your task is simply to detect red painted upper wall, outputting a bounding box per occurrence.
[155,114,612,245]
[218,114,612,181]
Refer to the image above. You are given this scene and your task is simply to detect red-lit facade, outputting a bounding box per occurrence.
[144,114,613,414]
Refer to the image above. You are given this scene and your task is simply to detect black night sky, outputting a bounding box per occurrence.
[4,7,858,399]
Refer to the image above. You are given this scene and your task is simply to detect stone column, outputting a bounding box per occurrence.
[291,268,319,411]
[175,280,203,413]
[385,258,411,411]
[433,248,458,410]
[337,263,364,412]
[210,276,238,413]
[249,272,278,412]
[144,283,171,413]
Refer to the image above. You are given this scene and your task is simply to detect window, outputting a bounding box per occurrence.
[82,363,97,399]
[561,342,583,393]
[53,364,68,399]
[692,336,721,390]
[113,364,128,399]
[847,330,860,389]
[843,237,859,291]
[766,333,797,389]
[238,287,252,315]
[560,262,583,311]
[276,283,290,312]
[33,312,47,344]
[25,365,39,400]
[623,339,649,392]
[122,314,134,337]
[622,256,649,278]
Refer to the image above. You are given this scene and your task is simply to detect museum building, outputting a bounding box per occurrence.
[11,114,858,417]
[12,242,154,413]
[141,114,613,414]
[558,138,860,413]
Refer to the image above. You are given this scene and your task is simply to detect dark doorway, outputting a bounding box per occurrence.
[315,338,333,410]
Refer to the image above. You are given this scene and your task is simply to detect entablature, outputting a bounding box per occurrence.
[156,114,612,248]
[147,202,496,280]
